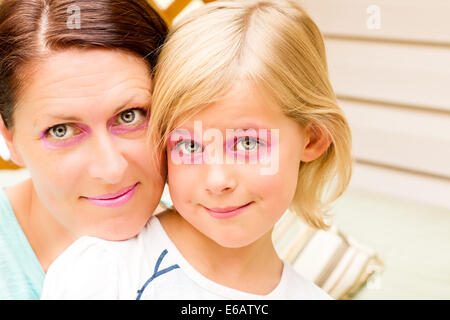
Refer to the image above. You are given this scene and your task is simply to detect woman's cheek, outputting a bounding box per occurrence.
[123,138,152,169]
[40,148,88,190]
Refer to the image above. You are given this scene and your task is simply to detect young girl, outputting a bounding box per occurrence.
[41,0,352,299]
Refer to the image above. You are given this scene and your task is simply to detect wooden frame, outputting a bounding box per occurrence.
[0,157,20,170]
[148,0,216,26]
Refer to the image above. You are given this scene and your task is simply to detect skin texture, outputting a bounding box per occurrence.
[0,49,165,271]
[160,81,330,294]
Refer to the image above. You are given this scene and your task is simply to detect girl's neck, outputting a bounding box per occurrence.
[158,210,283,295]
[5,179,75,273]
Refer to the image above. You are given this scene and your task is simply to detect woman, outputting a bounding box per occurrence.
[0,0,168,299]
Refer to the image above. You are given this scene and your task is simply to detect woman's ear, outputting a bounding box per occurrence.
[0,116,25,167]
[301,122,332,162]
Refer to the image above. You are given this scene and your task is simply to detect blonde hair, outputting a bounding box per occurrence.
[149,0,352,230]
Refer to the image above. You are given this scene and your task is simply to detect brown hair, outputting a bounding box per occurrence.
[0,0,168,129]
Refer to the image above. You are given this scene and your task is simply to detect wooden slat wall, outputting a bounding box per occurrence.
[342,100,450,179]
[300,0,450,45]
[300,0,450,209]
[326,39,450,112]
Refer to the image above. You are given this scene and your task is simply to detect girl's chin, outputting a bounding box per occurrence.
[209,233,258,249]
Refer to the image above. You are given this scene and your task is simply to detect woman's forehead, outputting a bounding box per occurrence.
[23,49,151,95]
[14,49,152,124]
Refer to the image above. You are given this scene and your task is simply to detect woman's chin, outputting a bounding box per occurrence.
[85,218,149,241]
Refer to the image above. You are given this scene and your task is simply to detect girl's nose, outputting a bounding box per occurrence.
[204,164,237,195]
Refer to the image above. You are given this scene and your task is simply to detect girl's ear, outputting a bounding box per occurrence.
[0,116,25,167]
[301,123,332,162]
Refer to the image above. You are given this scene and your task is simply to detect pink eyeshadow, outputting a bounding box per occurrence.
[40,123,91,149]
[107,115,149,135]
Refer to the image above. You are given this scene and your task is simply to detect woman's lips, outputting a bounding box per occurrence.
[83,183,139,208]
[203,202,253,219]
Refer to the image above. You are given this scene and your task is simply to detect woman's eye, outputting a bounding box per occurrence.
[47,124,78,140]
[117,108,147,126]
[175,140,203,155]
[235,136,259,151]
[120,110,136,123]
[51,125,68,138]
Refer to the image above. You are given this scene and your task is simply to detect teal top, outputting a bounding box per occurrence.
[0,186,174,300]
[0,188,45,299]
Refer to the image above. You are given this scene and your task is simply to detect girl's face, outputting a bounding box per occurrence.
[167,81,310,248]
[2,49,165,240]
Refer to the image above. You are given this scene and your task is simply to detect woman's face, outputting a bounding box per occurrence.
[5,49,165,240]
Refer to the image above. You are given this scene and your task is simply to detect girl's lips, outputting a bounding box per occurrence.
[83,183,139,208]
[204,202,253,219]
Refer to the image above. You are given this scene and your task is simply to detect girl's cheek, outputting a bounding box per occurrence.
[169,149,203,165]
[168,164,196,200]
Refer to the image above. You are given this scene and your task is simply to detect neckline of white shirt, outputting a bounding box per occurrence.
[150,216,290,300]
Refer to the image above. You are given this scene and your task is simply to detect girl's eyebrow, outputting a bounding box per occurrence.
[173,122,271,132]
[236,125,271,131]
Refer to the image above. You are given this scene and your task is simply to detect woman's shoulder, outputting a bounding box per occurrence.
[1,179,32,221]
[0,179,33,239]
[0,181,44,299]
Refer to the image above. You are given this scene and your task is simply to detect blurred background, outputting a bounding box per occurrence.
[1,0,449,299]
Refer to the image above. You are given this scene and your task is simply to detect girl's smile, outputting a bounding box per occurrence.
[202,201,254,219]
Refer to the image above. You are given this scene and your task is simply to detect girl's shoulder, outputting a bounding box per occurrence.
[280,262,333,300]
[41,216,176,299]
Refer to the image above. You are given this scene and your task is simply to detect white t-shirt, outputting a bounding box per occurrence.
[41,217,332,300]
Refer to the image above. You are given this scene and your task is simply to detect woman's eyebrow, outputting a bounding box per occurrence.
[33,94,151,127]
[33,113,83,127]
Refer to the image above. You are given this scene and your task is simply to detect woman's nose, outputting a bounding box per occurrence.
[87,132,128,184]
[204,164,237,195]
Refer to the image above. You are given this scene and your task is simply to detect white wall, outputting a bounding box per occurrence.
[0,136,10,161]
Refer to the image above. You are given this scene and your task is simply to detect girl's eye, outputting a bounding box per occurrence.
[117,108,147,126]
[174,140,203,155]
[235,136,260,152]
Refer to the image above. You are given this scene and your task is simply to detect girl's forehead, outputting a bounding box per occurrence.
[173,85,283,131]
